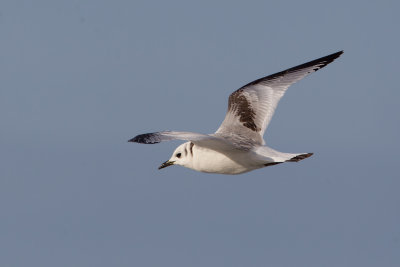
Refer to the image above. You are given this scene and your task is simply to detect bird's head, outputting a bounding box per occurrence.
[158,142,193,170]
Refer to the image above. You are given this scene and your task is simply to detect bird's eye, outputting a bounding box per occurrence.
[176,153,181,158]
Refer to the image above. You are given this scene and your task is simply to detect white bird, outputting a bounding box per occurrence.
[129,51,343,174]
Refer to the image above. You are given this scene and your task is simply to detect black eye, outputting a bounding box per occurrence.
[176,153,181,158]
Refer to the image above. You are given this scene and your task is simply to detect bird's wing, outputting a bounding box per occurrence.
[129,131,252,151]
[216,51,343,145]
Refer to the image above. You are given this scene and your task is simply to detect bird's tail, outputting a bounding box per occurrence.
[285,152,313,162]
[255,146,313,165]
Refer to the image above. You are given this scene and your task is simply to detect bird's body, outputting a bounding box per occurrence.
[171,141,312,174]
[177,141,260,174]
[129,51,343,175]
[179,142,249,174]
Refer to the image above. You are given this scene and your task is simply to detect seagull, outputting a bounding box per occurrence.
[129,51,343,174]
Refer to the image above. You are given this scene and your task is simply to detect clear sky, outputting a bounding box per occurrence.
[1,0,399,266]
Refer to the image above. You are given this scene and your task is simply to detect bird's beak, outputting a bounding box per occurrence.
[158,160,175,170]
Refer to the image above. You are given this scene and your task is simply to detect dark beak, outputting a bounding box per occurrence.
[158,160,175,170]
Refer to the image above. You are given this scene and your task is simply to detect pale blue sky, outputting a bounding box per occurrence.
[1,1,399,266]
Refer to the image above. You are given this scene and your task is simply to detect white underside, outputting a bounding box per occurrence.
[185,144,302,175]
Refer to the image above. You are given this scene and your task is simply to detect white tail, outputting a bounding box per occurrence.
[255,146,313,164]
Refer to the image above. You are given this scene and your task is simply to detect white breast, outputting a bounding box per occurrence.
[190,145,262,174]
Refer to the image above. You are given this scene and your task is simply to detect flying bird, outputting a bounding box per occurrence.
[129,51,343,174]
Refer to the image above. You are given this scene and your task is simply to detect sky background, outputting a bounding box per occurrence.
[1,0,399,266]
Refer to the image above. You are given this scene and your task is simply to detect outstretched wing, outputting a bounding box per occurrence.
[129,131,252,150]
[129,131,211,144]
[216,51,343,145]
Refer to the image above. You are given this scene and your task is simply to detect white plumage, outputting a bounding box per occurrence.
[129,51,343,174]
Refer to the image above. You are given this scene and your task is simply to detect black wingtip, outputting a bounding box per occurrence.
[324,50,344,63]
[297,50,343,72]
[128,133,161,144]
[332,50,344,56]
[286,50,344,75]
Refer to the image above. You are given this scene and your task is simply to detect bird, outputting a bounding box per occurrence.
[129,51,343,174]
